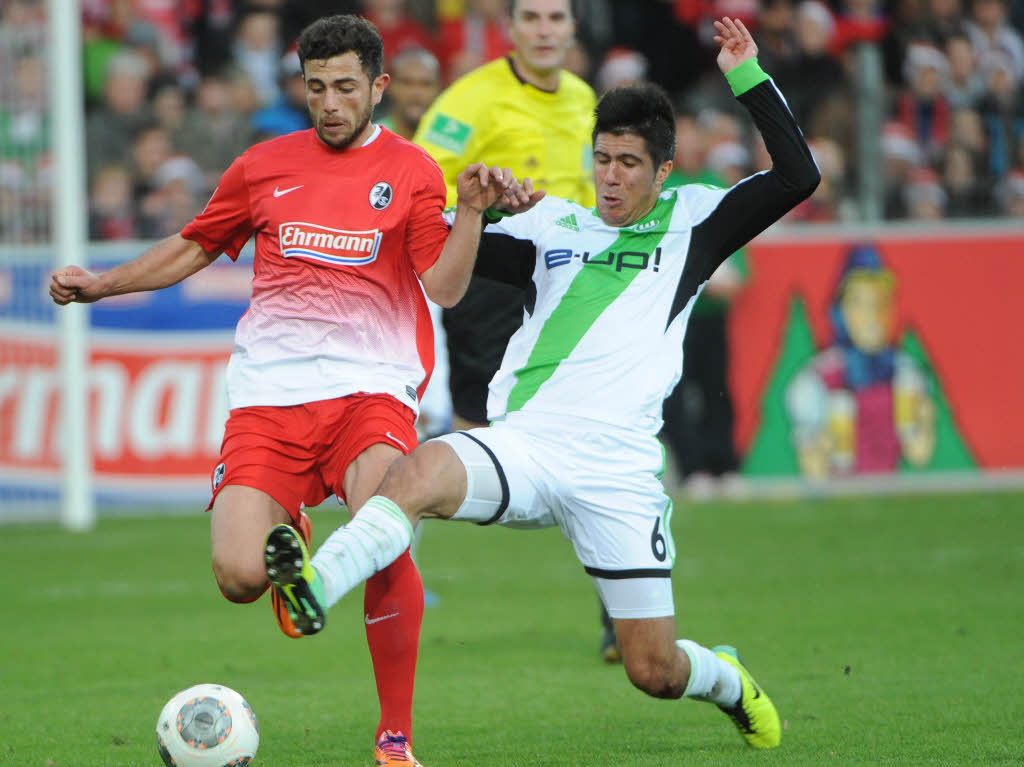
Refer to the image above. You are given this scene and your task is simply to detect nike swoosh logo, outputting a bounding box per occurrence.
[365,611,400,625]
[273,184,304,197]
[750,681,761,699]
[386,431,410,452]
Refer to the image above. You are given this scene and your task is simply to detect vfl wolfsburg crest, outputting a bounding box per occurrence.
[555,213,580,232]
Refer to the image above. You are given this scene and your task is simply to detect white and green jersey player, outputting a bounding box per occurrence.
[435,54,818,595]
[278,20,819,752]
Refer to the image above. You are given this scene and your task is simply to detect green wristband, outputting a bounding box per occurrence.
[725,58,769,97]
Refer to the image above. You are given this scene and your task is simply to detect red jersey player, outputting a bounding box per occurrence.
[49,14,539,767]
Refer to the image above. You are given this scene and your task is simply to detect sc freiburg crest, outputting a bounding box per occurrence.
[369,182,393,210]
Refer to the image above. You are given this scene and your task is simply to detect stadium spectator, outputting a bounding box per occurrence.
[789,136,854,221]
[897,42,953,163]
[150,78,189,152]
[922,0,970,46]
[231,10,283,108]
[941,140,996,215]
[0,54,48,168]
[436,0,513,81]
[82,0,164,104]
[51,14,519,767]
[177,72,257,192]
[360,0,437,69]
[964,0,1024,81]
[754,0,799,76]
[128,123,173,201]
[975,48,1024,178]
[880,120,924,218]
[378,47,442,140]
[138,155,206,238]
[251,47,313,138]
[772,1,847,131]
[998,167,1024,213]
[88,163,137,241]
[830,0,890,58]
[265,19,819,758]
[904,165,948,217]
[593,46,648,93]
[85,49,154,182]
[945,32,986,108]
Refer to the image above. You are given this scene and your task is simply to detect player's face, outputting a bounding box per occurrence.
[593,132,672,227]
[388,57,441,132]
[304,53,389,149]
[509,0,575,76]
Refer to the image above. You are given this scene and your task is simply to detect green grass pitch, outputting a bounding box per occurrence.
[1,490,1021,766]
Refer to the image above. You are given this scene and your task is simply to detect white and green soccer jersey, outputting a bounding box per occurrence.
[455,61,820,437]
[481,191,726,434]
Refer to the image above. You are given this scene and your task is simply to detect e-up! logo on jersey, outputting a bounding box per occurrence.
[555,213,580,232]
[279,222,382,266]
[545,247,664,273]
[369,182,393,210]
[423,114,473,154]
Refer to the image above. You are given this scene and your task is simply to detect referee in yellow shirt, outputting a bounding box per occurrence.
[414,0,595,430]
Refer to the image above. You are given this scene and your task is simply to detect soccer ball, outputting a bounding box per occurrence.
[155,683,260,767]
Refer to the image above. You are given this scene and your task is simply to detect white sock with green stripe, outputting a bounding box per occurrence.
[311,496,413,609]
[677,639,741,707]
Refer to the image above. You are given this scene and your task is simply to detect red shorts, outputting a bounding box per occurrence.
[208,393,418,522]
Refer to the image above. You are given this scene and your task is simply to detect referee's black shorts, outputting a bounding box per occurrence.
[442,275,525,423]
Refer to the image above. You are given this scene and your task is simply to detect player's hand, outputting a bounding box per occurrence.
[455,163,514,215]
[713,17,757,74]
[491,176,546,215]
[49,266,104,305]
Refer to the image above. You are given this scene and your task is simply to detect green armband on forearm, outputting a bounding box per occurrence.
[725,58,770,97]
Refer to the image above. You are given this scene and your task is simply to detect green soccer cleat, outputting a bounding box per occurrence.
[712,645,781,749]
[265,523,326,636]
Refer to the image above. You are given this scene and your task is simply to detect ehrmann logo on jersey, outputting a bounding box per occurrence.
[545,247,663,273]
[279,222,382,266]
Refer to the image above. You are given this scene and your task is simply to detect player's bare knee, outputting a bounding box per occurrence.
[379,442,461,519]
[623,654,686,699]
[211,557,267,603]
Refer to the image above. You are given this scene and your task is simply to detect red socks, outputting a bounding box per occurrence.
[363,548,424,742]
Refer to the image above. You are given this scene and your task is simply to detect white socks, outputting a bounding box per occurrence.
[677,639,742,707]
[311,496,413,608]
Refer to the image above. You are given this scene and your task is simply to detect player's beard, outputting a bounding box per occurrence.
[316,98,373,150]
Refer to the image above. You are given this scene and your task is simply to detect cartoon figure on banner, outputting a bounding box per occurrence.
[785,244,936,477]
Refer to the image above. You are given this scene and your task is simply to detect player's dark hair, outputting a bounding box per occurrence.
[593,83,677,167]
[297,14,384,81]
[508,0,577,19]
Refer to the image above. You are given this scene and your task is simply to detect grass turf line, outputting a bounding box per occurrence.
[0,491,1021,766]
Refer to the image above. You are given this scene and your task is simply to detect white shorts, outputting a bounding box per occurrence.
[431,413,676,619]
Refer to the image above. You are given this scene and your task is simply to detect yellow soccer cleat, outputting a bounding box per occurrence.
[269,512,312,638]
[265,521,326,636]
[375,730,423,766]
[712,645,781,749]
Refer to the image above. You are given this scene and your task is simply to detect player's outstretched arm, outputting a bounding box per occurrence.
[49,234,219,306]
[420,162,514,307]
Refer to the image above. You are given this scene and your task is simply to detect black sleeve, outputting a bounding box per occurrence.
[688,77,821,284]
[471,232,536,290]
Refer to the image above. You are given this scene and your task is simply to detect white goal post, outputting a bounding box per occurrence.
[50,0,94,530]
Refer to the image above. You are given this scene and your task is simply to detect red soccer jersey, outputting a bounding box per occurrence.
[181,126,449,413]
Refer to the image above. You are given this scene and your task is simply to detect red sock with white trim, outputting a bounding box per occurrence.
[363,548,423,743]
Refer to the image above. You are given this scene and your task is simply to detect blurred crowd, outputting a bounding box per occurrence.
[1,0,1022,243]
